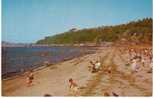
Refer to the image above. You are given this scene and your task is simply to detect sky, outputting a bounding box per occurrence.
[2,0,152,43]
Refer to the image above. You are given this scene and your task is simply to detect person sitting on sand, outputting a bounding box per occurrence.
[26,70,34,87]
[89,61,96,73]
[68,78,79,96]
[95,60,101,71]
[89,60,101,72]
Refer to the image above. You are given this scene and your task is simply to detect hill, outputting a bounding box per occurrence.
[36,18,152,45]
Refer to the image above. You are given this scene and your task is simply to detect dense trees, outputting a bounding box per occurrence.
[36,18,152,44]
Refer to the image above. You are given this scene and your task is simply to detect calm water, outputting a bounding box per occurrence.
[2,46,96,78]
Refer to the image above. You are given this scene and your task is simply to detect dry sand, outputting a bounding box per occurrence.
[2,46,152,96]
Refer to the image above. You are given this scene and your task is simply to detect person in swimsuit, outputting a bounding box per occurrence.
[68,78,79,96]
[26,70,34,87]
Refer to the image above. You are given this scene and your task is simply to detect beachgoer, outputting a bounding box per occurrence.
[149,55,152,64]
[95,61,101,71]
[150,58,153,68]
[148,59,153,73]
[89,61,96,73]
[141,55,145,67]
[112,92,119,96]
[103,92,110,96]
[44,94,52,96]
[131,59,138,73]
[26,70,34,87]
[68,78,79,96]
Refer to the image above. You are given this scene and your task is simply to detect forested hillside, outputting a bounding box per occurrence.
[36,18,152,44]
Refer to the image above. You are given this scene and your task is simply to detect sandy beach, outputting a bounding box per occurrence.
[2,46,152,96]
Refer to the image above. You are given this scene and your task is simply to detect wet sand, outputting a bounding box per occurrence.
[2,46,152,96]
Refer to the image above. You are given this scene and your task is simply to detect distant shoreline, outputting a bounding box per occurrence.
[2,44,101,48]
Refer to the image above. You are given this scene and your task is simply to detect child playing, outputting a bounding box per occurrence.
[26,70,34,87]
[68,78,79,96]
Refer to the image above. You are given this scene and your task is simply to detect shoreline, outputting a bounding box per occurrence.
[2,46,152,96]
[2,49,97,81]
[2,46,108,96]
[2,46,100,80]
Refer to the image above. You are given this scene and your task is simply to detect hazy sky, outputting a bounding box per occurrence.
[2,0,152,43]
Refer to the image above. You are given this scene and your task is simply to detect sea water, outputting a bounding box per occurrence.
[2,46,96,79]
